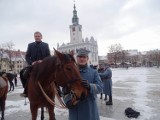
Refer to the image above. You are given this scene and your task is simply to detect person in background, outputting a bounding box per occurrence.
[14,72,17,87]
[20,31,50,97]
[99,64,113,105]
[63,48,103,120]
[98,64,106,100]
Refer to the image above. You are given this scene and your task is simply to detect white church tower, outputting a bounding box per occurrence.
[70,4,83,44]
[57,4,99,65]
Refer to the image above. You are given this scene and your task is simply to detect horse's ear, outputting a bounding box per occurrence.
[54,49,64,63]
[70,50,74,56]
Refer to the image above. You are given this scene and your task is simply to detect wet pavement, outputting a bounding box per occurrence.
[2,67,160,120]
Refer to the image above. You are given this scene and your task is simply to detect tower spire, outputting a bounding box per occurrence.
[72,1,79,25]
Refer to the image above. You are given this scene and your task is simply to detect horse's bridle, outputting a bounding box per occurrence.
[56,63,83,101]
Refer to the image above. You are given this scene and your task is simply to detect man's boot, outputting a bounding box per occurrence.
[104,94,107,101]
[106,95,113,105]
[100,93,103,99]
[23,66,32,79]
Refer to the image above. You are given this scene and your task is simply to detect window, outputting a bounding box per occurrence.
[72,27,75,31]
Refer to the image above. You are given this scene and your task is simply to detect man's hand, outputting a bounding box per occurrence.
[32,60,43,65]
[81,79,90,91]
[38,60,42,63]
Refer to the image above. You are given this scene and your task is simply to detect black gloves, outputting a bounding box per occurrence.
[62,88,76,109]
[81,79,90,91]
[65,99,75,109]
[62,87,70,95]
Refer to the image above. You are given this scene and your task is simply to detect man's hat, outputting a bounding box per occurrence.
[76,48,90,57]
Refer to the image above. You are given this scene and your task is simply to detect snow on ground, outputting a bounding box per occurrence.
[3,67,160,119]
[112,67,159,120]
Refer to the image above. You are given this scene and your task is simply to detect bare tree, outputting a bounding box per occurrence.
[4,41,15,70]
[152,49,160,68]
[108,44,123,67]
[129,55,139,67]
[120,50,129,63]
[146,49,160,68]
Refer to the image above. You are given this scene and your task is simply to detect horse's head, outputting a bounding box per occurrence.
[54,49,88,105]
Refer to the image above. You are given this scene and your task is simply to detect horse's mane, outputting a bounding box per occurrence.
[31,53,76,85]
[31,56,57,85]
[64,54,76,63]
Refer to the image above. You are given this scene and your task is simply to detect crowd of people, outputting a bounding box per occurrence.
[19,31,113,120]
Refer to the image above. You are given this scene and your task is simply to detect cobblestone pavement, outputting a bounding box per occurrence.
[2,67,160,120]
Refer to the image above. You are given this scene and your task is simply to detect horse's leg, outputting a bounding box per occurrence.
[1,109,4,120]
[0,100,2,120]
[30,104,38,120]
[12,81,14,91]
[1,99,5,120]
[14,77,17,87]
[48,106,56,120]
[8,81,11,92]
[41,107,44,120]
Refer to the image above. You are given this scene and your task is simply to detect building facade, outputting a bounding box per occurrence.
[0,49,26,73]
[57,4,98,65]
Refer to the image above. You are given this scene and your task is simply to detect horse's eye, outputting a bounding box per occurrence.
[66,67,72,71]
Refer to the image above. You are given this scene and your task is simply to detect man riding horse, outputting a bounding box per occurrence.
[20,31,50,97]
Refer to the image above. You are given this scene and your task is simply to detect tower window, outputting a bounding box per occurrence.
[79,27,81,31]
[72,27,75,31]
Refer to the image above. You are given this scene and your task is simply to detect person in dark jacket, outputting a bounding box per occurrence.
[25,31,50,65]
[99,64,113,105]
[63,48,103,120]
[98,64,106,100]
[20,31,50,97]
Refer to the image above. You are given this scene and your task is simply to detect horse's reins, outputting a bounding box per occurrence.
[62,68,82,101]
[38,60,81,108]
[38,81,67,109]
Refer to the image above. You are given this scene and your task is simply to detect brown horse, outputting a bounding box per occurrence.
[27,49,88,120]
[0,74,8,120]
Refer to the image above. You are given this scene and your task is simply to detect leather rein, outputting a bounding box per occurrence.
[38,63,81,108]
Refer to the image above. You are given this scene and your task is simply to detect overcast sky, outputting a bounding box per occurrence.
[0,0,160,55]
